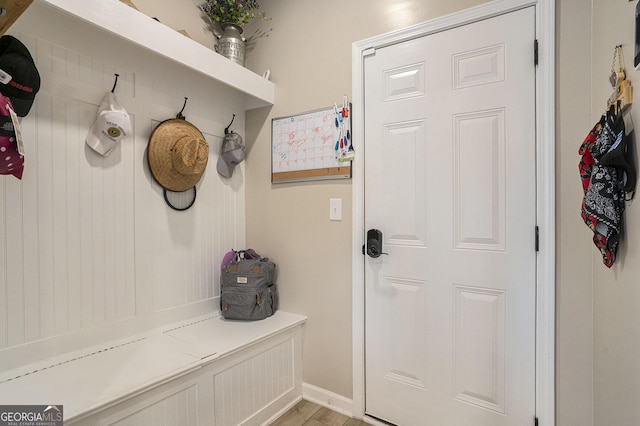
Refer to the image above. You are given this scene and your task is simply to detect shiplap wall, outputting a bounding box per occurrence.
[0,4,246,366]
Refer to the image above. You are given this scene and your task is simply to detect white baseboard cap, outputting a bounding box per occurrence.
[302,382,354,417]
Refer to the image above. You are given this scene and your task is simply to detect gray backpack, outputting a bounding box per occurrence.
[220,250,278,320]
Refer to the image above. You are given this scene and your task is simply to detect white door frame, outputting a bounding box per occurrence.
[351,0,555,424]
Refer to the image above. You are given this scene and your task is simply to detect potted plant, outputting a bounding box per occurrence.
[201,0,266,27]
[200,0,268,66]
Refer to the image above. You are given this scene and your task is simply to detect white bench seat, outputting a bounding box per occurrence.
[0,311,306,425]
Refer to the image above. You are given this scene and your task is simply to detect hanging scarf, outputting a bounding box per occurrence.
[579,113,626,267]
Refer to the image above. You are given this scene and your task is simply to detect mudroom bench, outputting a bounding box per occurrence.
[0,311,306,425]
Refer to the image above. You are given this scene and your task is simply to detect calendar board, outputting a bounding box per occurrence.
[271,104,352,183]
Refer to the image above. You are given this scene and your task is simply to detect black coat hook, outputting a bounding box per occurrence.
[111,73,119,93]
[225,114,236,134]
[176,97,188,119]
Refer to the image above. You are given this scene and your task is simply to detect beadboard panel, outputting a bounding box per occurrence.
[1,92,137,347]
[213,338,295,426]
[107,385,199,426]
[0,9,246,360]
[144,127,222,312]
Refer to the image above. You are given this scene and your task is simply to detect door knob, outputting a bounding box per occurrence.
[367,229,388,258]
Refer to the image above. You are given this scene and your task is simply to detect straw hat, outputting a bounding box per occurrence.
[147,118,209,192]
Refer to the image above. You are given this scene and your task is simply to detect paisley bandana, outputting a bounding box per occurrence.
[579,115,626,267]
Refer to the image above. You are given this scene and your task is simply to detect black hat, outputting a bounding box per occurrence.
[0,35,40,117]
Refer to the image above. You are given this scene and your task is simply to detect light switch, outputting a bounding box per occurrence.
[329,198,342,221]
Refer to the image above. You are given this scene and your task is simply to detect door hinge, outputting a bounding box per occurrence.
[535,226,540,252]
[534,39,539,66]
[535,416,539,426]
[362,244,366,255]
[363,47,376,57]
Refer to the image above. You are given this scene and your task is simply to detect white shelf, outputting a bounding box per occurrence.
[33,0,274,110]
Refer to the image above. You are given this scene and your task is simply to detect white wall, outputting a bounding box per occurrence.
[591,1,640,425]
[243,0,493,403]
[555,0,594,424]
[244,0,598,423]
[0,0,246,368]
[128,0,218,49]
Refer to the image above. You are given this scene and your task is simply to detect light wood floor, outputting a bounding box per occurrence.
[270,399,368,426]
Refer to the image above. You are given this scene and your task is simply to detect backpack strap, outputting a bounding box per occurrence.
[237,249,262,260]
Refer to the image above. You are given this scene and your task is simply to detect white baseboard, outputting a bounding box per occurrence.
[260,395,303,426]
[302,383,354,417]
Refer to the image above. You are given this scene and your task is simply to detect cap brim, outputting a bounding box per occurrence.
[9,96,34,117]
[86,121,117,156]
[85,93,132,157]
[217,146,245,178]
[217,155,234,178]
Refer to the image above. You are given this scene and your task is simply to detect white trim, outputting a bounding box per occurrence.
[302,383,354,417]
[261,396,303,426]
[351,0,555,424]
[533,0,556,423]
[353,0,538,51]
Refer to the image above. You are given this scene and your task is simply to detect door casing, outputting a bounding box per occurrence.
[351,0,555,424]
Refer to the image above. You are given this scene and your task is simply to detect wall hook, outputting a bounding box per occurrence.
[111,73,119,93]
[225,114,236,134]
[176,97,188,119]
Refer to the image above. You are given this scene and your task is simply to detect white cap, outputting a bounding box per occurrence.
[217,132,245,178]
[86,92,132,156]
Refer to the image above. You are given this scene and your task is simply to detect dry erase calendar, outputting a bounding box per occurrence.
[271,103,352,183]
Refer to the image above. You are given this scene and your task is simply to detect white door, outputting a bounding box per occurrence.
[364,7,537,426]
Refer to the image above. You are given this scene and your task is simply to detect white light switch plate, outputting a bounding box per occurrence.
[329,198,342,221]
